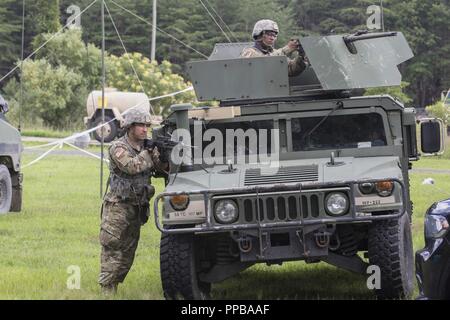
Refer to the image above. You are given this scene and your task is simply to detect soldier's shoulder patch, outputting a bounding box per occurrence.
[113,146,127,158]
[110,144,128,160]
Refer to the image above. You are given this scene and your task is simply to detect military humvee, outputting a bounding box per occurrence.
[152,31,444,299]
[0,96,23,214]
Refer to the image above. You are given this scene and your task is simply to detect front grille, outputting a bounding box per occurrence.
[244,165,318,186]
[241,192,322,223]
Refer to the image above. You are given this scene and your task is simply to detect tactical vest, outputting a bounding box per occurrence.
[105,138,154,205]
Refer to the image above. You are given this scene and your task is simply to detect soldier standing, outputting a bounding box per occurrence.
[98,108,165,295]
[240,19,307,77]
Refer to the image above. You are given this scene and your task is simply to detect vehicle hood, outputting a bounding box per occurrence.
[164,156,403,193]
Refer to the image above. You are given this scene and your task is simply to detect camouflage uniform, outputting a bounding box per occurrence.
[240,19,307,77]
[241,42,307,77]
[98,109,160,293]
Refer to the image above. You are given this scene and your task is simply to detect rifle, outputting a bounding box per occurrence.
[145,132,208,185]
[143,135,179,163]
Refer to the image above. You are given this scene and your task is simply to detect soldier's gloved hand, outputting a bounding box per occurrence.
[287,38,300,51]
[151,146,162,164]
[294,55,308,72]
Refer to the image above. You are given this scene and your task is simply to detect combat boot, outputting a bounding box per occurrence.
[101,283,118,296]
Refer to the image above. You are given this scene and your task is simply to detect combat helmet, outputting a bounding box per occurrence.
[252,19,279,40]
[123,107,152,129]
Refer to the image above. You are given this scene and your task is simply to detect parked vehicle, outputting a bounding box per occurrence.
[416,198,450,299]
[152,31,444,300]
[0,94,23,214]
[84,89,161,142]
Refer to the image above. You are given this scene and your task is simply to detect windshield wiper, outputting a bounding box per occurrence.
[300,101,344,145]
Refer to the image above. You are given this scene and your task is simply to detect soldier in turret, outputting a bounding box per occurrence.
[240,19,308,77]
[98,108,165,295]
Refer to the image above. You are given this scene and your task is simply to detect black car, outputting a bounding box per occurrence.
[416,198,450,299]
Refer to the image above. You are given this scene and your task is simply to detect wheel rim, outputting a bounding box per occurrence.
[96,123,112,138]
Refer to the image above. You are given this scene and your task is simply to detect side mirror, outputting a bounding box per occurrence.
[420,118,445,155]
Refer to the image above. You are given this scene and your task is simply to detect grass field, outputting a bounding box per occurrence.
[21,129,77,139]
[0,152,449,300]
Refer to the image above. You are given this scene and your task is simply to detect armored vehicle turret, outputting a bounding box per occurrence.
[153,31,444,300]
[0,95,23,214]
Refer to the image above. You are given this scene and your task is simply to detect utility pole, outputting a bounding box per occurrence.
[151,0,157,61]
[19,0,25,132]
[100,0,106,197]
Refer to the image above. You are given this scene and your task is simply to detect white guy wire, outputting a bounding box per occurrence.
[0,0,98,84]
[18,0,197,168]
[104,1,156,115]
[23,141,108,169]
[198,0,231,43]
[24,87,193,151]
[65,141,109,162]
[148,86,193,101]
[22,143,61,169]
[109,0,208,59]
[202,0,238,42]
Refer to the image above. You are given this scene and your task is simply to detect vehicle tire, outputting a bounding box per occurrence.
[368,213,414,299]
[0,165,12,214]
[10,173,22,212]
[160,232,211,300]
[92,116,118,143]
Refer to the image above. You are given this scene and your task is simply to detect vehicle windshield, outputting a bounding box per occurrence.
[292,113,387,151]
[190,120,274,164]
[186,113,387,166]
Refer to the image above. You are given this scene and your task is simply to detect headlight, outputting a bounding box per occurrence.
[375,180,394,197]
[325,192,349,216]
[214,200,238,224]
[359,182,375,194]
[169,194,190,211]
[425,215,450,239]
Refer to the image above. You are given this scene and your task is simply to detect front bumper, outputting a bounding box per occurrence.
[153,178,407,234]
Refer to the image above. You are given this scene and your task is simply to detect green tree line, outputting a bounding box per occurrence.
[0,0,448,115]
[3,29,196,129]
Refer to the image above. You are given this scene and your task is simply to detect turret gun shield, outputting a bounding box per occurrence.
[301,31,414,90]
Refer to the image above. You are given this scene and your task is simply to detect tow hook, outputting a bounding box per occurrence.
[238,237,252,253]
[315,231,332,248]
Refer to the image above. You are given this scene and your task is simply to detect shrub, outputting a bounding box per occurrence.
[107,53,196,116]
[3,59,85,129]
